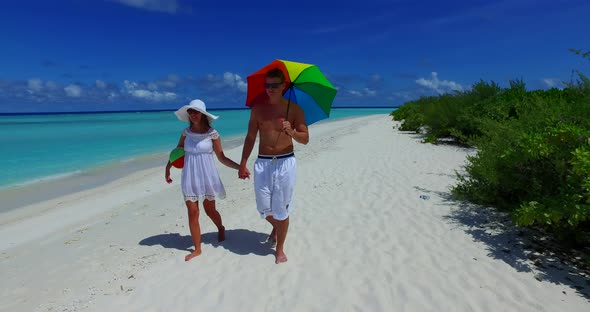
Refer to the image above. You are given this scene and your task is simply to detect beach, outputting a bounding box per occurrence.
[1,114,588,311]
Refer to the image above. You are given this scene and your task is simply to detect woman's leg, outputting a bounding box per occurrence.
[185,200,202,261]
[203,199,225,242]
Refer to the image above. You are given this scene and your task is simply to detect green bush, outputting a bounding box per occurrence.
[393,68,590,245]
[453,81,590,244]
[391,96,430,132]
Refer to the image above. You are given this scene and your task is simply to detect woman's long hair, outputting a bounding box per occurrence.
[189,114,210,130]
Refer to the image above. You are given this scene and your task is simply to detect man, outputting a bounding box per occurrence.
[238,68,309,264]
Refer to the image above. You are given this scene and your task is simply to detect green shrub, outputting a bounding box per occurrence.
[391,96,431,132]
[392,67,590,245]
[452,88,590,244]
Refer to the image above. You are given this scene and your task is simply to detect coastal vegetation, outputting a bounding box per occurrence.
[391,51,590,249]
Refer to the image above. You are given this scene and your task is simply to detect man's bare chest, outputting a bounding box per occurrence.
[258,109,289,130]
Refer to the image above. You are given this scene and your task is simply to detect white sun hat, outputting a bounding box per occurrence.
[175,99,219,124]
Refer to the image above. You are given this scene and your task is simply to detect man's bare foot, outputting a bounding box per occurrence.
[218,226,226,242]
[275,251,288,264]
[266,235,277,248]
[185,250,201,261]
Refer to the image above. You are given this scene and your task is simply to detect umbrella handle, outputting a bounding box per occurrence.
[285,83,294,120]
[275,83,294,146]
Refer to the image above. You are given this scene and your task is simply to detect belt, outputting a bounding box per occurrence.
[257,152,295,160]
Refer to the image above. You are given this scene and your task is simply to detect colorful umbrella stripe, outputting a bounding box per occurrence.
[246,59,337,125]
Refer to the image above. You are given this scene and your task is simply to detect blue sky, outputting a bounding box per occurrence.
[0,0,589,113]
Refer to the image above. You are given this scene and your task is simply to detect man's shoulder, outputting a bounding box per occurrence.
[249,104,260,114]
[250,105,265,121]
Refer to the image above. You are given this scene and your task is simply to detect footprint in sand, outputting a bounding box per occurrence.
[64,237,81,245]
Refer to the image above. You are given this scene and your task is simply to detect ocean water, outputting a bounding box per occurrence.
[0,108,394,189]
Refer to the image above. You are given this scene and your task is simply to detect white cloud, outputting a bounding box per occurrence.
[223,72,247,92]
[160,80,176,88]
[124,80,139,90]
[147,82,158,91]
[542,78,565,89]
[416,72,464,94]
[159,74,179,88]
[28,79,43,92]
[45,81,58,90]
[96,80,107,89]
[124,80,177,101]
[347,88,376,97]
[64,84,82,97]
[364,88,377,96]
[391,91,414,101]
[112,0,181,14]
[28,79,60,92]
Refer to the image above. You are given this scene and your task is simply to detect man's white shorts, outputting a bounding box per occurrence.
[254,153,296,221]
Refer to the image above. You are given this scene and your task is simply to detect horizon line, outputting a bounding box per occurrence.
[0,106,399,116]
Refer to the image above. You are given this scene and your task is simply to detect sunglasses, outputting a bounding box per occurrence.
[264,82,283,89]
[187,109,201,115]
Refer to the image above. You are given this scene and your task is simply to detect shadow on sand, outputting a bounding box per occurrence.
[415,186,590,301]
[139,228,274,257]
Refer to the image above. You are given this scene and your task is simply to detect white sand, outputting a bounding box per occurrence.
[1,115,588,311]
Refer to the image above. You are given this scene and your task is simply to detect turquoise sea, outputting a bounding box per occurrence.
[0,108,394,190]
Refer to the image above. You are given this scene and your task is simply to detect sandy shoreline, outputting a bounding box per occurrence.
[1,115,588,311]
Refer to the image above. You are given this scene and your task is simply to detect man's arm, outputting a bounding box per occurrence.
[239,109,258,179]
[287,105,309,145]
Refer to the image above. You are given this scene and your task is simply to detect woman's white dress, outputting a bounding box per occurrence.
[181,127,226,202]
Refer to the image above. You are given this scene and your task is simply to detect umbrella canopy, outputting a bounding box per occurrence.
[246,59,337,125]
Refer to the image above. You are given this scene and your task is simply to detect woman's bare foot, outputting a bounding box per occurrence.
[185,250,202,261]
[218,226,226,242]
[275,251,288,264]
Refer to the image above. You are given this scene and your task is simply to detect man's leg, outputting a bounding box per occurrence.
[265,216,277,247]
[274,217,289,264]
[270,156,295,264]
[255,159,274,245]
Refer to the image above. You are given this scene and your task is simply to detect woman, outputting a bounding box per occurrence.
[165,99,240,261]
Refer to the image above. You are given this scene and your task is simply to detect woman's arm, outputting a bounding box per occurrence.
[165,133,186,183]
[212,137,240,170]
[165,160,173,183]
[239,110,257,179]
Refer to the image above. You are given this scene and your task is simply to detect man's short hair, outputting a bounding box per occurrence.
[266,68,285,82]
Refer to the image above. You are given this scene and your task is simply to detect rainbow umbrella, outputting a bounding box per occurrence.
[246,59,337,125]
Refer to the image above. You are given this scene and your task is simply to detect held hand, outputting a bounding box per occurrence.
[238,166,250,180]
[282,121,294,136]
[165,172,173,184]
